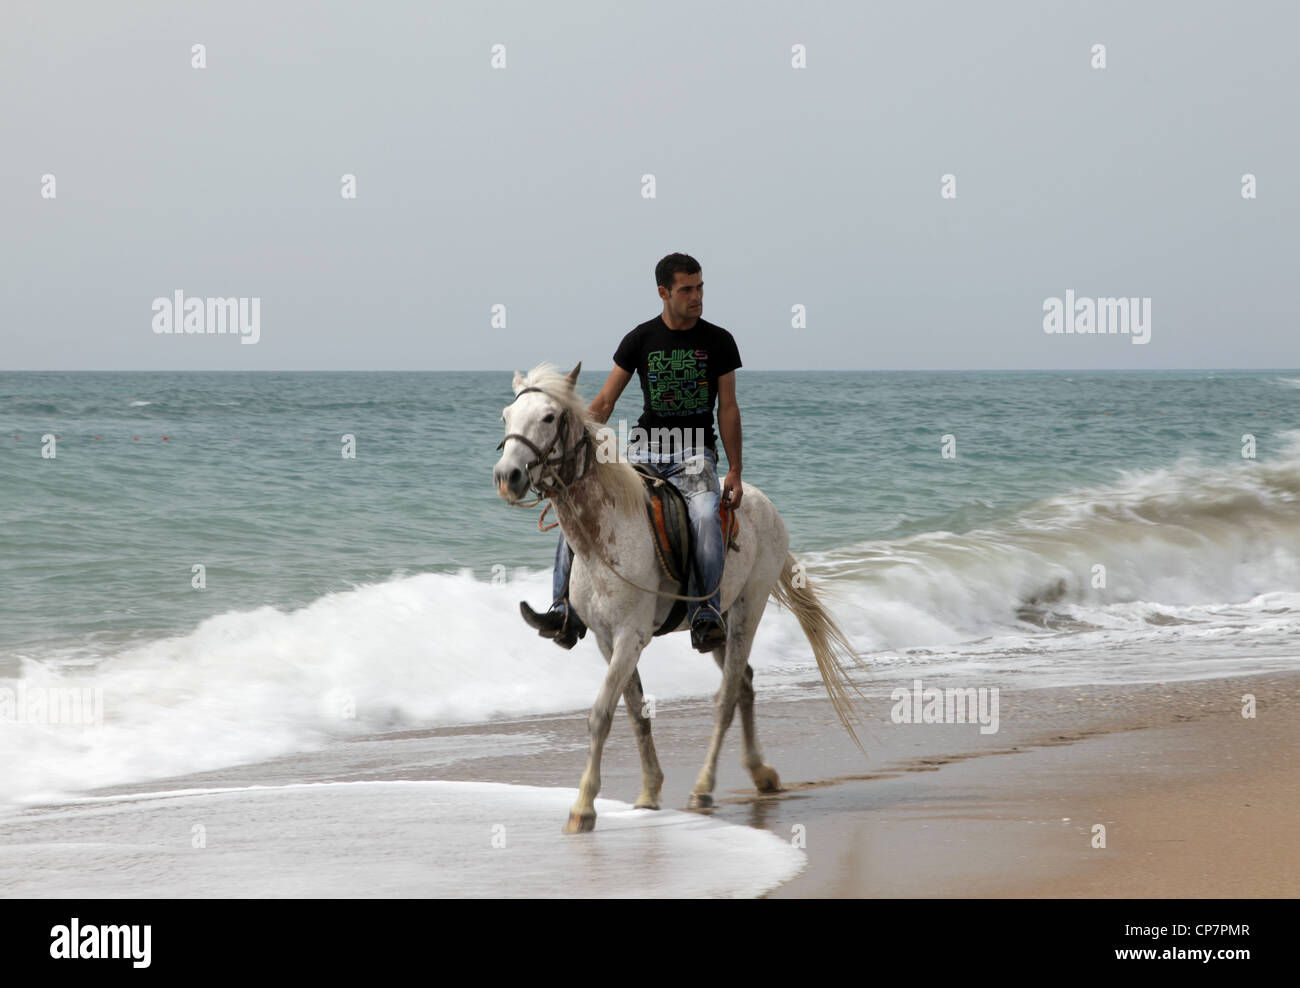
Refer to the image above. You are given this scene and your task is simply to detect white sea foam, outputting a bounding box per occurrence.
[0,780,805,897]
[0,568,754,805]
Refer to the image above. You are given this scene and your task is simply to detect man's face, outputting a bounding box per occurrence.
[661,272,702,319]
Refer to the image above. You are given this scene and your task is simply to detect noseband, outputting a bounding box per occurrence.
[496,386,596,500]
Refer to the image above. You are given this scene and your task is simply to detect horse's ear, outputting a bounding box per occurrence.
[566,361,582,388]
[511,370,526,393]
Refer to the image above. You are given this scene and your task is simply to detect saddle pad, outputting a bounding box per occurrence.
[632,465,690,637]
[633,465,692,586]
[632,464,741,638]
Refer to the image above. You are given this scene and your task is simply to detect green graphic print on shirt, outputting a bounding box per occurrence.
[646,348,710,415]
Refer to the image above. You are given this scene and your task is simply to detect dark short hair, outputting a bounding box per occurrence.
[655,253,701,291]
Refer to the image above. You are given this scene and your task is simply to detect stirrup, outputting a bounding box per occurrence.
[519,599,587,644]
[691,604,725,629]
[552,598,588,639]
[689,605,727,652]
[520,600,566,637]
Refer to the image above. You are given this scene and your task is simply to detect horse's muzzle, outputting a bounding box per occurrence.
[494,463,529,502]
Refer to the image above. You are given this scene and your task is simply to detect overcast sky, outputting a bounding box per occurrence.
[2,1,1296,371]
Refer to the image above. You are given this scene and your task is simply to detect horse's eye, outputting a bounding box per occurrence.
[542,413,555,423]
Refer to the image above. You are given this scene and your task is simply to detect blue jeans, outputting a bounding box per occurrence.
[552,447,725,625]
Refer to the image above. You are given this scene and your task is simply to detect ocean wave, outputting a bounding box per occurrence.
[5,402,59,415]
[807,438,1300,652]
[0,569,736,804]
[5,439,1300,805]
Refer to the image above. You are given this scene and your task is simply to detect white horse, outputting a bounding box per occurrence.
[493,361,866,833]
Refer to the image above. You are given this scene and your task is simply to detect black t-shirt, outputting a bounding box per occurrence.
[612,315,742,454]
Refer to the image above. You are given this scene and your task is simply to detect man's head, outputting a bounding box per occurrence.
[656,253,703,323]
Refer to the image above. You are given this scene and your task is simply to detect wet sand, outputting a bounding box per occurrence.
[73,668,1300,897]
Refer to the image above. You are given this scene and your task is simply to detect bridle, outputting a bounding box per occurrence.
[496,386,596,505]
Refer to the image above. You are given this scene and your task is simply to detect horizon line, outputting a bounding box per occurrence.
[4,367,1300,375]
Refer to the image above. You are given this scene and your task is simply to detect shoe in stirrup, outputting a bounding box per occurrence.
[689,605,727,653]
[519,599,587,649]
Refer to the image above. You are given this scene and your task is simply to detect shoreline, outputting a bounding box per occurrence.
[6,669,1298,897]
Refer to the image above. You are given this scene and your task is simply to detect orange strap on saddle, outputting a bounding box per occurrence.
[719,501,739,551]
[646,494,683,584]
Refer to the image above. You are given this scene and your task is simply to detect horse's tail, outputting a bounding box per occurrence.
[769,552,870,754]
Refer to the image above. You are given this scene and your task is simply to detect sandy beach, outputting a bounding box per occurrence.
[474,669,1300,898]
[7,667,1294,898]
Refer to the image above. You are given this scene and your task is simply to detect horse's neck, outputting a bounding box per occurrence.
[552,471,615,558]
[552,431,649,557]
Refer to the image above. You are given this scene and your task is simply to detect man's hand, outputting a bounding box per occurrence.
[722,468,743,510]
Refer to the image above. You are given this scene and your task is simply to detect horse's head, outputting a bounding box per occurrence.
[493,361,583,502]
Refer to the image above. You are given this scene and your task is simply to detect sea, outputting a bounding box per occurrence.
[2,369,1298,895]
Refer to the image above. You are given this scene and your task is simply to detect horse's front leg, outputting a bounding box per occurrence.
[565,630,647,833]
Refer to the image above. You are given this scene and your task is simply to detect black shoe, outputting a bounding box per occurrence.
[519,601,587,650]
[690,608,727,652]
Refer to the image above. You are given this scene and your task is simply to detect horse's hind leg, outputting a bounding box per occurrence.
[706,605,781,796]
[623,669,664,810]
[735,594,781,793]
[689,597,764,808]
[722,658,781,794]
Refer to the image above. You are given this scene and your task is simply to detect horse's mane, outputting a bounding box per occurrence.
[516,362,645,519]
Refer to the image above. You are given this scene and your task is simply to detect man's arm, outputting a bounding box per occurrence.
[717,371,743,506]
[587,364,633,424]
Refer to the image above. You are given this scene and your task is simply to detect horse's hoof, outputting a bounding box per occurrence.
[753,765,782,794]
[687,792,713,809]
[562,811,596,834]
[633,797,660,810]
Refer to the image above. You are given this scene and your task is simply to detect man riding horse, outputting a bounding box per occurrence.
[520,252,743,653]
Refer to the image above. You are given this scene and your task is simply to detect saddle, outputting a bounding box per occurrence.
[631,464,740,637]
